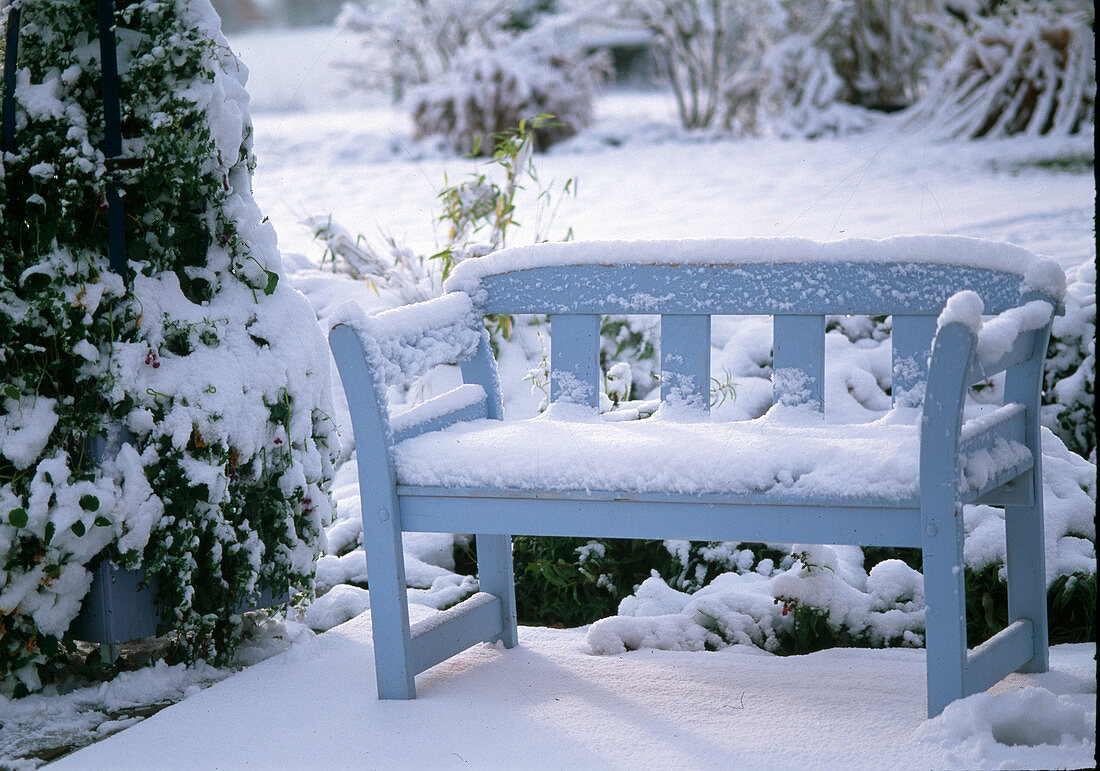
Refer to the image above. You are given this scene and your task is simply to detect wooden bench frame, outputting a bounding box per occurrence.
[330,243,1060,717]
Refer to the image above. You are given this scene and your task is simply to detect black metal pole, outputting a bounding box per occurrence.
[2,6,20,154]
[96,0,128,281]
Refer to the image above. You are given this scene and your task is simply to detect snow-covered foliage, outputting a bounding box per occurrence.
[730,0,938,137]
[619,0,781,130]
[338,0,604,154]
[822,0,937,111]
[589,434,1095,656]
[1043,261,1095,460]
[0,0,337,695]
[736,32,878,138]
[906,0,1095,138]
[336,0,512,100]
[408,35,603,155]
[618,0,934,136]
[305,216,440,305]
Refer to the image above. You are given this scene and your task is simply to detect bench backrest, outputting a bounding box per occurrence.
[443,237,1064,413]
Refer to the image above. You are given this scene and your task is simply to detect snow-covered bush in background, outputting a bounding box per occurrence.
[0,0,336,695]
[408,35,605,155]
[1043,262,1095,460]
[730,30,877,138]
[619,0,782,130]
[338,0,604,154]
[823,0,938,111]
[336,0,509,101]
[906,0,1095,138]
[621,0,934,136]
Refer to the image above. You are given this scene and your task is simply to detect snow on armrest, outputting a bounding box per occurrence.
[936,292,1053,384]
[390,383,488,444]
[936,290,984,334]
[329,293,483,385]
[975,300,1054,365]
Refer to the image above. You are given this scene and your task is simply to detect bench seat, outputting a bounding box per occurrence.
[393,408,1031,502]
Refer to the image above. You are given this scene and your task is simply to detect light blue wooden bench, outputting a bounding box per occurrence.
[329,236,1063,717]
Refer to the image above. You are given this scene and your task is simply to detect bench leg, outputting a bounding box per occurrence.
[363,503,416,699]
[1005,500,1049,673]
[475,534,519,648]
[921,503,968,718]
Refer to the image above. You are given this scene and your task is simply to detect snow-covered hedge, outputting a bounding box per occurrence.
[0,0,336,695]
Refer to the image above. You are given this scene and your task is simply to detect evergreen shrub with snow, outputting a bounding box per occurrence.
[0,0,336,695]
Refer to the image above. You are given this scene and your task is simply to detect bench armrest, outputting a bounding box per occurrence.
[967,300,1054,386]
[390,384,488,444]
[922,291,1052,503]
[329,292,504,475]
[329,293,484,386]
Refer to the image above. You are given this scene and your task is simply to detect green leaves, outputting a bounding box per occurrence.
[3,384,19,400]
[79,494,100,511]
[263,268,279,295]
[269,400,288,424]
[7,508,28,528]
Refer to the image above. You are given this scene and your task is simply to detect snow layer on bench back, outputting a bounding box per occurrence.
[445,235,1067,300]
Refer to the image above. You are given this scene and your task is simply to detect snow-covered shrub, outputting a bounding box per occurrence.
[306,217,440,305]
[906,0,1095,138]
[511,537,679,627]
[339,0,603,154]
[599,317,659,403]
[621,0,782,130]
[409,35,605,155]
[589,447,1096,657]
[1042,262,1095,460]
[337,0,513,101]
[311,117,577,295]
[729,31,878,138]
[822,0,938,111]
[1,0,336,695]
[622,0,901,136]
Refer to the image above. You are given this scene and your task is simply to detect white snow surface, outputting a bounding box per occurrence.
[938,289,986,332]
[392,408,1028,499]
[50,613,1095,770]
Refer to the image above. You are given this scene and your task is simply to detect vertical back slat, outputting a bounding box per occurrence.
[892,315,938,407]
[660,314,711,412]
[772,315,825,411]
[550,314,600,408]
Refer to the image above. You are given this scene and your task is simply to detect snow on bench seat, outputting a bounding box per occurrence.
[393,409,1031,501]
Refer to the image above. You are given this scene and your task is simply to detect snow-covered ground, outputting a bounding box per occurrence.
[2,24,1095,769]
[48,613,1100,770]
